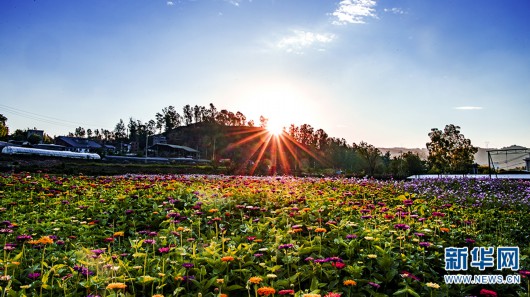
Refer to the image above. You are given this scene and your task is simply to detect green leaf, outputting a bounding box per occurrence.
[226,285,245,291]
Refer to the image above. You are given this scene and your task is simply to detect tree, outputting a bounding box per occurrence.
[0,114,8,140]
[426,124,478,173]
[27,134,42,145]
[74,126,86,138]
[355,141,381,176]
[183,105,193,126]
[114,119,127,141]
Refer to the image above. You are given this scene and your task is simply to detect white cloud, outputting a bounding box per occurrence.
[225,0,250,6]
[277,30,335,54]
[332,0,378,25]
[384,7,405,15]
[166,1,174,6]
[454,106,483,110]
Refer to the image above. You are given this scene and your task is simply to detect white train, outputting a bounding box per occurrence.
[1,146,101,160]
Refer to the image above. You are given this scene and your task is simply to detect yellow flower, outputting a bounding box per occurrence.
[216,278,224,284]
[426,282,440,289]
[106,282,127,290]
[367,254,377,259]
[303,294,321,297]
[364,236,374,241]
[113,231,125,237]
[248,276,263,284]
[343,279,357,286]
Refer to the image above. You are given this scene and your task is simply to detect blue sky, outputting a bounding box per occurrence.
[1,0,529,148]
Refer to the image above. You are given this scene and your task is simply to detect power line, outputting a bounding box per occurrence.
[0,104,113,131]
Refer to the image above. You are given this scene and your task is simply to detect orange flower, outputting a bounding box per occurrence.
[152,294,164,297]
[343,279,357,286]
[440,227,450,233]
[257,287,276,296]
[248,276,263,284]
[221,256,235,262]
[220,294,228,297]
[113,231,125,237]
[106,282,127,290]
[209,208,219,213]
[314,228,327,233]
[37,236,54,245]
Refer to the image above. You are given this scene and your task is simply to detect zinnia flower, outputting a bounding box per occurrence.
[278,289,295,295]
[343,279,356,286]
[426,282,440,289]
[221,256,235,262]
[479,289,497,296]
[257,287,276,296]
[248,276,263,284]
[314,228,327,233]
[106,282,127,290]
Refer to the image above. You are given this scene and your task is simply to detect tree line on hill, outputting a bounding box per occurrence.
[0,105,478,177]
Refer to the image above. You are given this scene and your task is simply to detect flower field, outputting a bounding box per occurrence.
[0,173,529,297]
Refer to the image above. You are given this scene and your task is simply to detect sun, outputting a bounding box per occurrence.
[266,120,285,136]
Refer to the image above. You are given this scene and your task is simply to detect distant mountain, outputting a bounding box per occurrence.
[378,147,428,160]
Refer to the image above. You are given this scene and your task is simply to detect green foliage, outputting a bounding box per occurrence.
[427,124,478,173]
[0,174,527,296]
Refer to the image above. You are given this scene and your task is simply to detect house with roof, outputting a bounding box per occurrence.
[148,143,200,159]
[55,136,102,153]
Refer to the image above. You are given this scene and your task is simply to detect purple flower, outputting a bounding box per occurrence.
[394,224,410,230]
[465,238,476,244]
[278,243,294,250]
[143,239,156,245]
[346,234,357,239]
[16,234,33,241]
[28,272,41,280]
[91,249,104,255]
[419,242,431,247]
[158,247,170,253]
[182,262,194,269]
[368,282,380,289]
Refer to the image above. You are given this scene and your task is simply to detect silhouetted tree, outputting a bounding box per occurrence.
[427,124,477,173]
[183,105,193,126]
[114,119,127,141]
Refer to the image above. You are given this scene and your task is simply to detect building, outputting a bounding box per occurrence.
[149,143,199,159]
[55,136,102,153]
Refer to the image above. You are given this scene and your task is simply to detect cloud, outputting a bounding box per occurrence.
[277,30,335,54]
[454,106,483,110]
[225,0,250,6]
[332,0,378,25]
[166,1,174,6]
[384,7,405,15]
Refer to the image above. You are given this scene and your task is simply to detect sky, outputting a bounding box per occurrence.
[1,0,529,149]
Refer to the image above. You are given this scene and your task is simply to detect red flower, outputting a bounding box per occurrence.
[479,288,497,297]
[332,262,346,269]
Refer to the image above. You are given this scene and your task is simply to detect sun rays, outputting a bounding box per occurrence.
[221,126,327,175]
